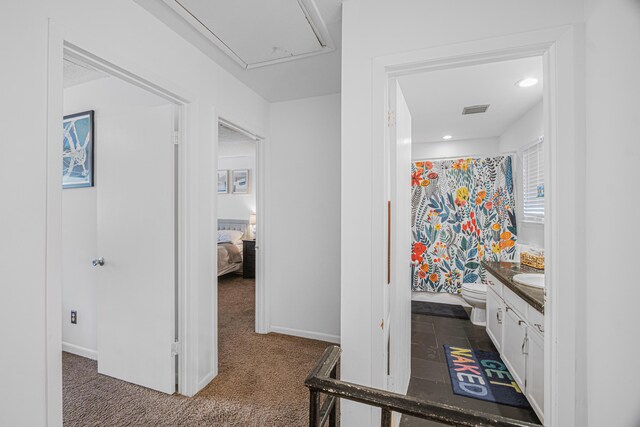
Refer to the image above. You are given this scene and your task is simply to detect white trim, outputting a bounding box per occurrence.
[255,138,269,334]
[46,20,64,426]
[411,292,471,308]
[46,21,202,426]
[219,118,264,141]
[62,343,97,361]
[523,136,546,151]
[368,25,582,427]
[197,370,216,391]
[270,326,341,344]
[216,117,269,337]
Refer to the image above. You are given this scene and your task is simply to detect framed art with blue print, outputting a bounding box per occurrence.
[63,110,94,189]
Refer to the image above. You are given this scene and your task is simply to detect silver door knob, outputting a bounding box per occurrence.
[92,257,105,267]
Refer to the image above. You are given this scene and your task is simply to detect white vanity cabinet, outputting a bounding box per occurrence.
[485,286,504,352]
[484,271,545,423]
[502,306,527,388]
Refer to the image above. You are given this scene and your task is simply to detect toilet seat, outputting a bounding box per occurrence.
[461,283,487,295]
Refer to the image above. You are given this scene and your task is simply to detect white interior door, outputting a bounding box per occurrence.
[96,103,176,394]
[387,80,412,395]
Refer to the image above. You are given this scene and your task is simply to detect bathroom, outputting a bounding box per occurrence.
[399,56,546,426]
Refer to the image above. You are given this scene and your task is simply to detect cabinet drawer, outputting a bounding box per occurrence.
[528,306,544,335]
[486,272,503,297]
[503,285,528,318]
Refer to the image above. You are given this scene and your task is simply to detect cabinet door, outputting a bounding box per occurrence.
[486,288,504,351]
[502,307,527,390]
[526,329,545,423]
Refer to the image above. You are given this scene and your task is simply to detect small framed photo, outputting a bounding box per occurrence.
[217,170,229,194]
[232,169,250,194]
[63,110,94,189]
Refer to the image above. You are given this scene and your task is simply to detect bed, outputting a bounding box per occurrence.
[217,219,248,276]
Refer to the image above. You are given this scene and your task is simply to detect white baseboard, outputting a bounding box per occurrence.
[270,325,340,344]
[197,370,216,392]
[411,291,470,307]
[62,342,97,360]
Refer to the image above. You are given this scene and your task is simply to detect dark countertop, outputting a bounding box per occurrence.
[482,261,545,314]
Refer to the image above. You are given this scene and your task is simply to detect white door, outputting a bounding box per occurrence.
[96,104,177,394]
[387,80,412,395]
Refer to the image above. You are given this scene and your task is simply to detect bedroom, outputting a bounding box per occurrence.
[213,121,329,423]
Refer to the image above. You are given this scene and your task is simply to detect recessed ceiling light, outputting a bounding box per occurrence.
[442,135,453,140]
[516,77,539,88]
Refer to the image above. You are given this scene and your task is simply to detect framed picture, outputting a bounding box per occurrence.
[232,169,250,194]
[217,170,229,194]
[63,110,94,189]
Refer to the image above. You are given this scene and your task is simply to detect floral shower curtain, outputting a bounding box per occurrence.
[411,156,517,293]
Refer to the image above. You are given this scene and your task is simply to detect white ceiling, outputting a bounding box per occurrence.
[135,0,342,102]
[219,124,257,157]
[399,56,543,143]
[173,0,327,66]
[63,58,109,88]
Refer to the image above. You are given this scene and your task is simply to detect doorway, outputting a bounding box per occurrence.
[393,55,545,426]
[215,120,261,369]
[375,27,582,427]
[55,45,185,423]
[215,119,265,336]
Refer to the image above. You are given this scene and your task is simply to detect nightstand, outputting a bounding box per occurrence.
[242,239,256,278]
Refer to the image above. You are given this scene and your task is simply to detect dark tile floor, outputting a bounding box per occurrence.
[400,307,542,426]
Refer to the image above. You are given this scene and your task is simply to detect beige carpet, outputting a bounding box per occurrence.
[63,275,329,426]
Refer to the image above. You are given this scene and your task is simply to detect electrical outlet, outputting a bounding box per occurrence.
[71,310,77,324]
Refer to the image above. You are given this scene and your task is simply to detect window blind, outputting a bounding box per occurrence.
[522,138,544,223]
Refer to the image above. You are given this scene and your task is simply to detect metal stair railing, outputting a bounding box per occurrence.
[305,346,542,427]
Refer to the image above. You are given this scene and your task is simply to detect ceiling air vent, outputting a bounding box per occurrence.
[462,104,490,115]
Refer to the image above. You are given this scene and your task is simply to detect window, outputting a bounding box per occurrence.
[522,137,544,223]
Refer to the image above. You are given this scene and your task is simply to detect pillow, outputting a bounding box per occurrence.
[218,229,244,244]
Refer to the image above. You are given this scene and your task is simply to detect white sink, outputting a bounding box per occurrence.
[513,273,545,289]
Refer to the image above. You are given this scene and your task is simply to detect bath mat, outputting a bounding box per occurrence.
[411,301,469,320]
[443,345,531,408]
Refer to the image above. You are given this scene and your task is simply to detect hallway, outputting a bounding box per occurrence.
[62,275,327,426]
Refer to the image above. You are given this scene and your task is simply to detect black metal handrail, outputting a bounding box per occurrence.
[305,346,542,427]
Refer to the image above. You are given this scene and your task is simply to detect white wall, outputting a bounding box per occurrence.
[585,0,640,425]
[268,94,341,343]
[0,4,51,425]
[61,77,171,360]
[341,1,584,425]
[218,155,256,221]
[0,1,270,425]
[412,137,499,160]
[499,101,544,249]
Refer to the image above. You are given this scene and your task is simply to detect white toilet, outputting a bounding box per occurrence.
[461,283,488,326]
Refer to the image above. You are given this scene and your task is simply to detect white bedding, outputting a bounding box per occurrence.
[217,242,243,276]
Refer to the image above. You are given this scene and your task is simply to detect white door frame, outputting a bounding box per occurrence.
[371,25,585,426]
[215,117,268,335]
[45,22,200,425]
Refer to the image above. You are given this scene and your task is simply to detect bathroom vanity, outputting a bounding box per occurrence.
[481,261,545,423]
